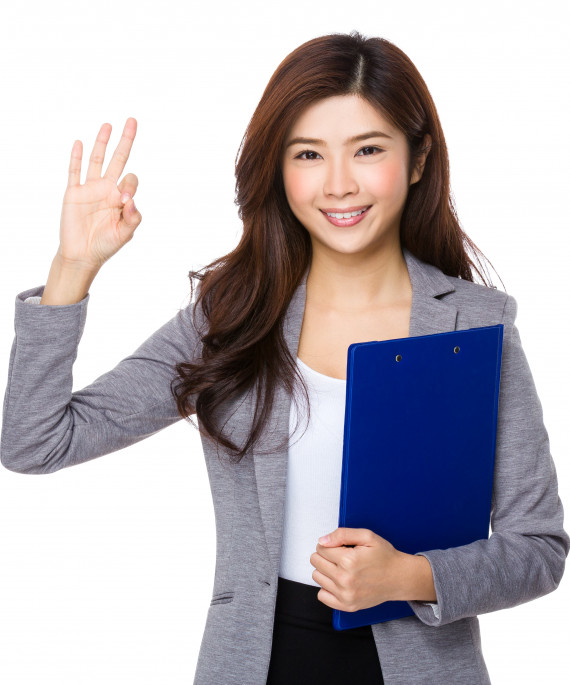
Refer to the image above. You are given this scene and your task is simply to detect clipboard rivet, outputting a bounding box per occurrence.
[395,354,402,362]
[454,346,460,353]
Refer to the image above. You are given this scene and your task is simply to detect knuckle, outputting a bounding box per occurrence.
[343,588,356,606]
[114,150,128,164]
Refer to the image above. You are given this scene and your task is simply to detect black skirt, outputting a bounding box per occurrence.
[266,576,384,684]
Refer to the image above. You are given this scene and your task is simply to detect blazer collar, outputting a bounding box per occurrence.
[253,247,458,571]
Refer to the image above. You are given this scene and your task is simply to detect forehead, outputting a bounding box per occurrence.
[287,94,396,140]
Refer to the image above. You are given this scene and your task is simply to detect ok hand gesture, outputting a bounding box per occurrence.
[58,117,142,272]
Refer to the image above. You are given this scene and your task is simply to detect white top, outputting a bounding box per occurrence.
[280,356,346,586]
[23,295,439,617]
[279,355,439,618]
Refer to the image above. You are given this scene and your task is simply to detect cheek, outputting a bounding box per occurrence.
[283,169,312,209]
[366,160,408,198]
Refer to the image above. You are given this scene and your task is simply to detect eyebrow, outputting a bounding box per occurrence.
[285,130,393,149]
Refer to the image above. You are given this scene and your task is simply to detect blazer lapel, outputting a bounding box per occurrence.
[253,247,458,571]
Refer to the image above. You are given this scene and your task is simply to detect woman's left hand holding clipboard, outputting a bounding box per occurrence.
[310,528,433,611]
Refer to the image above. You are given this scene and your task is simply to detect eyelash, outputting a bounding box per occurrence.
[294,146,384,160]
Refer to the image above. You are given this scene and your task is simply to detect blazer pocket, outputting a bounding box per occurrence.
[210,591,235,606]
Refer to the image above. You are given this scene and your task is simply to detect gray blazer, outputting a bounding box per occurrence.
[2,247,569,684]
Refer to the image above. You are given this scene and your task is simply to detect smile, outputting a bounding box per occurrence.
[320,206,371,227]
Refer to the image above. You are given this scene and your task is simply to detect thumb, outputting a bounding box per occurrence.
[318,527,373,547]
[120,194,141,228]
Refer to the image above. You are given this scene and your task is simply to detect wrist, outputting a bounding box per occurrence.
[53,250,101,275]
[40,254,99,306]
[394,552,437,603]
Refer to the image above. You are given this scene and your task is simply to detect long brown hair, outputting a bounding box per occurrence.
[171,31,500,463]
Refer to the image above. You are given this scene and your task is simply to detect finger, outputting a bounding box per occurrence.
[86,123,112,182]
[316,543,345,563]
[105,117,137,184]
[312,569,339,594]
[67,139,83,189]
[314,577,343,610]
[117,172,139,199]
[317,586,346,611]
[119,195,142,232]
[311,550,338,574]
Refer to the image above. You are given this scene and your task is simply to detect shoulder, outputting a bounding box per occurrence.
[440,274,518,332]
[404,248,517,331]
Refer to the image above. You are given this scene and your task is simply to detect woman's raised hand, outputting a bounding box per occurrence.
[58,117,142,271]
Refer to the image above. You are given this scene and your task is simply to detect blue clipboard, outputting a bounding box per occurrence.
[333,325,504,631]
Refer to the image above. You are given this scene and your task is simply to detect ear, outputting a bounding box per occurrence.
[410,134,432,185]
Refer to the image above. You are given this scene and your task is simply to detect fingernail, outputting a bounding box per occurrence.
[318,535,330,544]
[121,193,131,204]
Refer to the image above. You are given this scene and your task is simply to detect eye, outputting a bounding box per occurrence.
[293,146,384,161]
[356,146,384,156]
[294,149,321,161]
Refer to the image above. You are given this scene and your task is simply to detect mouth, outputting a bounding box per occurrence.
[320,205,372,227]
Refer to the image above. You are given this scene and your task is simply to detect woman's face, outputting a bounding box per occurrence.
[281,94,429,259]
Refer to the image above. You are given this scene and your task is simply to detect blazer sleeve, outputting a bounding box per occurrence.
[1,284,202,475]
[407,293,570,626]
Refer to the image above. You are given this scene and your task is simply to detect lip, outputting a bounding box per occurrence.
[320,205,371,227]
[321,205,371,213]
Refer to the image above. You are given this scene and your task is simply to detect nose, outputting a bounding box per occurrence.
[322,156,359,198]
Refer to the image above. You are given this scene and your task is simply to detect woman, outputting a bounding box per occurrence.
[1,31,568,684]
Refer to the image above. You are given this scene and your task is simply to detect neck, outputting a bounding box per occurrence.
[306,243,412,313]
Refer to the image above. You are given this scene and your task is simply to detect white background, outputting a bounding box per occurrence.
[1,0,568,682]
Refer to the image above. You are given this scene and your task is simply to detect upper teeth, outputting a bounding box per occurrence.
[325,208,367,218]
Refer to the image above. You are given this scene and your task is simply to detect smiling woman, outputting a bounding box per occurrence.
[1,29,568,685]
[281,95,430,255]
[172,33,493,467]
